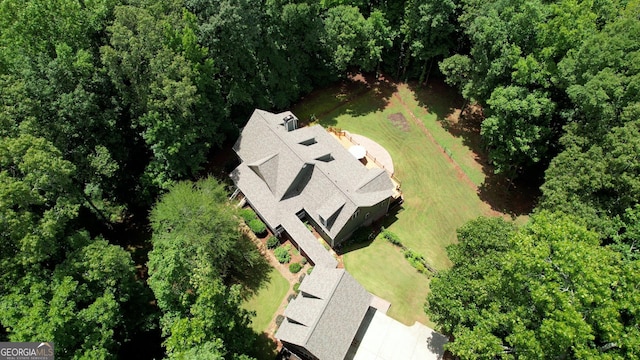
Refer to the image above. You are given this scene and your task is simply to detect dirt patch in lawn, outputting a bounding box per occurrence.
[388,112,410,132]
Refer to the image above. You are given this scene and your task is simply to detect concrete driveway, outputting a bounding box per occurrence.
[346,308,448,360]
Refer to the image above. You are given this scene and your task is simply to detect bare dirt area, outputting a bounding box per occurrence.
[388,112,410,132]
[444,104,484,163]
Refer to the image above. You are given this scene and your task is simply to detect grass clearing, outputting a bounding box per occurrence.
[402,84,486,186]
[243,267,289,333]
[292,78,493,325]
[343,239,433,327]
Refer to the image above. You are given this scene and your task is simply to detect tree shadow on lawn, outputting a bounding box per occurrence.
[297,73,398,128]
[337,205,402,255]
[231,237,274,300]
[408,80,539,217]
[408,80,463,124]
[478,170,542,217]
[407,80,488,175]
[247,332,279,360]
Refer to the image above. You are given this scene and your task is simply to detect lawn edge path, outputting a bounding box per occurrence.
[390,86,501,217]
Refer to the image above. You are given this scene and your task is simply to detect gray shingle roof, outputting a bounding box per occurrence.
[231,109,394,248]
[247,153,279,194]
[231,162,337,268]
[316,193,346,229]
[276,267,373,360]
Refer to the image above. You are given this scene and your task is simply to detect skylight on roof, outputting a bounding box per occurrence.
[315,154,334,162]
[299,138,317,146]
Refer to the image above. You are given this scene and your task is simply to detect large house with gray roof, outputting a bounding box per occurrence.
[231,109,399,267]
[276,267,372,360]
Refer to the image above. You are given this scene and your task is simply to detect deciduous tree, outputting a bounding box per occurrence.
[147,177,261,358]
[481,86,555,177]
[427,213,640,358]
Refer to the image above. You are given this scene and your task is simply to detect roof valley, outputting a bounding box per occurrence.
[299,270,345,346]
[254,110,361,207]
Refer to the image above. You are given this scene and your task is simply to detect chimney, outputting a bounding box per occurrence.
[283,114,298,132]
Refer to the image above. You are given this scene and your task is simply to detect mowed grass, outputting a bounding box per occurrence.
[342,239,434,327]
[242,267,289,332]
[293,80,492,325]
[401,84,486,186]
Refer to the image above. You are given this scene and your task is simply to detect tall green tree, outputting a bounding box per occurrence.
[322,5,368,73]
[0,133,153,357]
[102,1,226,192]
[270,2,329,97]
[361,10,394,73]
[539,1,640,240]
[147,177,261,358]
[321,5,394,74]
[427,212,640,358]
[187,0,271,113]
[0,0,128,219]
[540,119,640,238]
[427,217,516,336]
[400,0,457,83]
[0,134,78,279]
[481,86,555,177]
[439,0,625,177]
[1,237,150,359]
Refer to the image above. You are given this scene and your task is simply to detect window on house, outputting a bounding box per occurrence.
[352,209,360,219]
[365,212,370,219]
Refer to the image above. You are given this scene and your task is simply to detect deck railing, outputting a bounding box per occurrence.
[327,126,402,188]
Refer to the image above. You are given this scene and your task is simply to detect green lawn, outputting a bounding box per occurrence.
[292,79,493,325]
[342,239,434,327]
[401,84,486,186]
[243,267,290,332]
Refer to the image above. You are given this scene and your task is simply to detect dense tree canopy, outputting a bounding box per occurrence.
[440,0,637,179]
[539,4,640,240]
[428,213,640,359]
[2,0,639,357]
[147,177,260,359]
[428,2,640,357]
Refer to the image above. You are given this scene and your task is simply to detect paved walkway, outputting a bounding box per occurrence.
[369,295,391,314]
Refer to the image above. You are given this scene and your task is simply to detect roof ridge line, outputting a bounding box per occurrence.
[248,152,278,166]
[301,269,345,345]
[356,168,385,191]
[254,111,359,206]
